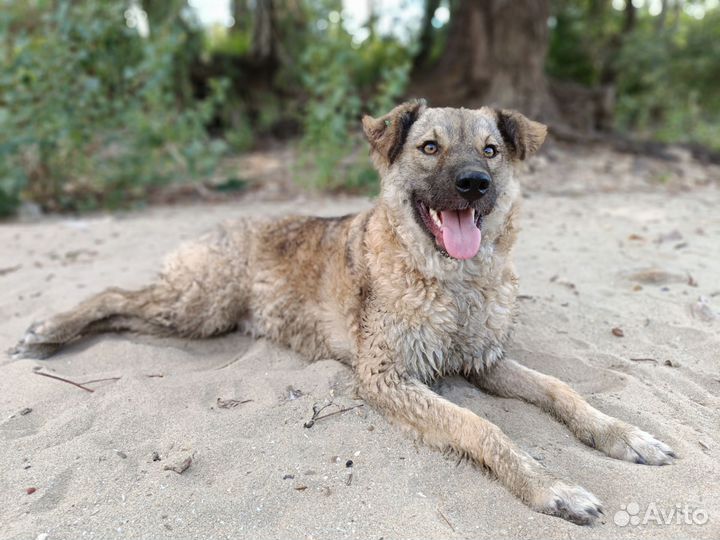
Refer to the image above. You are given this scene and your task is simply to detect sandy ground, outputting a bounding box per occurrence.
[1,169,719,539]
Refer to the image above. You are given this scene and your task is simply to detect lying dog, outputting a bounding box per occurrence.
[13,100,675,525]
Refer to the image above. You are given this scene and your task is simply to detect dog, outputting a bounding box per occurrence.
[12,100,675,525]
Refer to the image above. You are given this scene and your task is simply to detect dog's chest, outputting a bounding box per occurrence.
[384,274,516,381]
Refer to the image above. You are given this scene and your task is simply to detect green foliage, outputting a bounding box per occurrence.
[288,1,413,192]
[206,25,252,57]
[614,9,720,150]
[3,0,717,218]
[547,4,601,85]
[548,1,720,151]
[0,0,227,216]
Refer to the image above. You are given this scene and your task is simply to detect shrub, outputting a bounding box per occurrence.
[0,1,227,216]
[290,3,413,192]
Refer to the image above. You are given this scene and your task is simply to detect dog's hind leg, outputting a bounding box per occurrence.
[11,285,179,359]
[11,227,250,359]
[356,357,603,525]
[471,359,676,465]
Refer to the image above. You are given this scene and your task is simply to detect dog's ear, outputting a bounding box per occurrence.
[495,109,547,161]
[362,99,427,166]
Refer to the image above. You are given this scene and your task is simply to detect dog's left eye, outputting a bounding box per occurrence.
[483,145,498,158]
[419,141,439,155]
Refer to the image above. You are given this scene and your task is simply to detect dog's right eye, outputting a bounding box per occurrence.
[419,141,439,155]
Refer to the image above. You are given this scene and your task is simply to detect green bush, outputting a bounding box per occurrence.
[548,2,720,151]
[289,2,413,192]
[0,1,227,216]
[614,10,720,150]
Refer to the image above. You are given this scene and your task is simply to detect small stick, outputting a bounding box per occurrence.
[314,404,364,422]
[34,371,95,393]
[214,355,243,371]
[437,507,456,532]
[304,404,364,428]
[79,376,122,385]
[303,402,334,428]
[630,357,658,363]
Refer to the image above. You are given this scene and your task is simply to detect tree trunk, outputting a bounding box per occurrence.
[412,0,441,71]
[410,0,556,120]
[231,0,251,34]
[655,0,668,30]
[600,0,637,85]
[252,0,275,62]
[623,0,637,33]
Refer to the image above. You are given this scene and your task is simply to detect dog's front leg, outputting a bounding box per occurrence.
[472,359,676,465]
[355,359,603,525]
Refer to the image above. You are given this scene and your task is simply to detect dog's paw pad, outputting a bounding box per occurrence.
[607,426,676,466]
[9,322,62,360]
[536,482,604,526]
[9,341,61,360]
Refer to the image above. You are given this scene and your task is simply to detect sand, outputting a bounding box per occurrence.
[1,152,719,539]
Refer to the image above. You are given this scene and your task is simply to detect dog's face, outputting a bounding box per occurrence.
[363,101,546,262]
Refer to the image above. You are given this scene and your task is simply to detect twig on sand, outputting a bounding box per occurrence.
[629,357,658,363]
[214,354,244,371]
[216,397,253,409]
[346,459,354,486]
[34,371,95,393]
[303,402,334,428]
[437,507,456,532]
[303,403,364,428]
[79,376,122,385]
[0,264,21,276]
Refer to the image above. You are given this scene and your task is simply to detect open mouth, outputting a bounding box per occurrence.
[416,200,483,260]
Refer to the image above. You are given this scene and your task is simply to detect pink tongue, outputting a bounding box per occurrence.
[440,209,482,260]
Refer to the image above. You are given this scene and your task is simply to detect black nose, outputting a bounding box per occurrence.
[455,171,491,202]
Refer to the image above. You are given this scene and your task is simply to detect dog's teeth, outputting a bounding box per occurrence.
[429,208,442,228]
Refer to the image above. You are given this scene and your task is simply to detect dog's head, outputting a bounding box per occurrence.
[363,100,546,263]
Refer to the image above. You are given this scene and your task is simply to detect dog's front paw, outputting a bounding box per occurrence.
[598,423,676,465]
[532,480,604,526]
[8,321,63,359]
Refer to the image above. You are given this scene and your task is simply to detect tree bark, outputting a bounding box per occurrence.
[600,0,637,85]
[252,0,275,62]
[410,0,556,120]
[623,0,637,33]
[655,0,667,30]
[231,0,251,34]
[412,0,441,70]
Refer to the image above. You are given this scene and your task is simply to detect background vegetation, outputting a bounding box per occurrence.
[1,0,718,216]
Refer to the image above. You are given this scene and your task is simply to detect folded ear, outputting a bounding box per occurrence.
[495,109,547,161]
[362,99,427,166]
